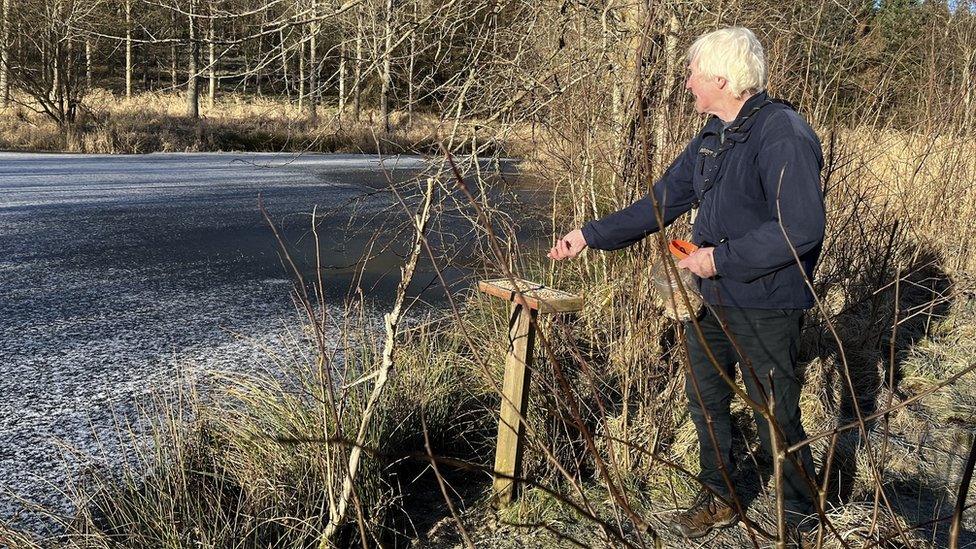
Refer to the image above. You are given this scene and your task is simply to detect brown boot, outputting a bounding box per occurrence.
[669,491,739,539]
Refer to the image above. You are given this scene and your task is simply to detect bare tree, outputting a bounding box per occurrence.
[84,36,92,90]
[337,9,346,116]
[652,9,681,167]
[8,0,101,126]
[186,0,199,118]
[170,8,178,90]
[307,0,318,121]
[125,0,132,97]
[406,0,415,127]
[1,0,10,105]
[278,25,290,98]
[298,25,305,109]
[352,2,362,121]
[379,0,393,132]
[208,0,216,106]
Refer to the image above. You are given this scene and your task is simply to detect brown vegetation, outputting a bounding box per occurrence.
[0,91,517,155]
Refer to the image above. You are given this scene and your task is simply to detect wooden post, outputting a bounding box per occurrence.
[493,301,536,506]
[478,278,583,507]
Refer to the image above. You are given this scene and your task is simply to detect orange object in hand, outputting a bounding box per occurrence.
[668,239,699,260]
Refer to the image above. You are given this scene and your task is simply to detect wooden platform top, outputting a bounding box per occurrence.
[477,278,583,314]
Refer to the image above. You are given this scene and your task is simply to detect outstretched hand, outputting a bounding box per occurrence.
[548,229,588,260]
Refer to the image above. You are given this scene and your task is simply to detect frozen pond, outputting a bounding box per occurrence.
[0,152,540,534]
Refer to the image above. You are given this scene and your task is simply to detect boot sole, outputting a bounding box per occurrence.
[670,513,739,540]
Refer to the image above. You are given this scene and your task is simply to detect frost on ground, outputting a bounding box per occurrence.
[0,152,459,534]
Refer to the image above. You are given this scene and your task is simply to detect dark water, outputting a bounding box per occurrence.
[0,151,548,534]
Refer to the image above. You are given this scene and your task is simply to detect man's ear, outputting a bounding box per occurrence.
[715,76,728,90]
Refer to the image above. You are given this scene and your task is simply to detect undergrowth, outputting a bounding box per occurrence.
[0,90,524,157]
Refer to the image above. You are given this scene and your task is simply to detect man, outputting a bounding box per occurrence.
[549,27,825,542]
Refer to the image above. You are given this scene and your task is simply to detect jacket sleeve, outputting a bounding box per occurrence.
[581,137,699,251]
[711,117,825,283]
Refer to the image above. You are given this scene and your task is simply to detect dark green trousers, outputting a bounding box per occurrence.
[684,306,817,519]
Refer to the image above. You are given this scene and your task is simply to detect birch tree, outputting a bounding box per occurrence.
[337,11,346,115]
[298,25,305,109]
[208,0,216,106]
[170,8,178,89]
[84,36,92,90]
[186,0,199,118]
[124,0,132,97]
[352,3,362,121]
[1,0,10,105]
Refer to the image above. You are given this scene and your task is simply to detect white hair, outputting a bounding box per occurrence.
[686,27,767,99]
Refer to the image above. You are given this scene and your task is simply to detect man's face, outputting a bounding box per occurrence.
[685,59,724,115]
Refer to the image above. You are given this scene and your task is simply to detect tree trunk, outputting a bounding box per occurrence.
[338,31,346,117]
[280,27,290,98]
[51,43,60,104]
[85,36,92,90]
[407,1,415,128]
[255,12,264,97]
[307,0,318,122]
[612,2,646,203]
[1,0,10,106]
[66,36,75,124]
[125,0,132,98]
[652,11,680,175]
[186,0,199,119]
[352,5,362,121]
[208,8,216,107]
[141,51,149,91]
[379,0,393,133]
[298,32,305,110]
[170,10,178,90]
[242,50,249,94]
[40,39,47,93]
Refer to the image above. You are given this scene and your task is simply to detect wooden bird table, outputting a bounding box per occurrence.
[477,277,583,507]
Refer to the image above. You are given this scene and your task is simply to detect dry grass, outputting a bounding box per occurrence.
[0,90,524,156]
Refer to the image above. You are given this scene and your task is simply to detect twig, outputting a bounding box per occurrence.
[949,433,976,549]
[319,177,435,546]
[770,380,786,549]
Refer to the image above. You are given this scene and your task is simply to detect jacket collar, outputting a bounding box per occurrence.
[702,91,772,139]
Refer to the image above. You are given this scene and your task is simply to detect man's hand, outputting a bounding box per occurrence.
[548,229,588,260]
[678,247,717,278]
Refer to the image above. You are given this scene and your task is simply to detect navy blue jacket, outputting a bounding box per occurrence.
[581,92,825,309]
